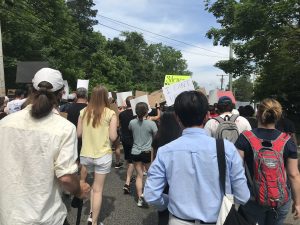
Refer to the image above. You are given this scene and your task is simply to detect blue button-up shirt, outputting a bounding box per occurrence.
[144,128,250,223]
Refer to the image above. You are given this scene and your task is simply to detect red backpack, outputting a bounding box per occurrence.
[243,130,290,208]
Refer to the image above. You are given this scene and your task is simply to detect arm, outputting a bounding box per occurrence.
[227,143,250,204]
[58,174,90,199]
[149,108,161,121]
[109,114,118,142]
[144,150,169,211]
[286,158,300,220]
[77,116,83,138]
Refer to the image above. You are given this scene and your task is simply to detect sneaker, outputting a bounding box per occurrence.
[114,162,123,169]
[123,184,130,194]
[137,195,147,207]
[143,171,147,176]
[87,212,92,225]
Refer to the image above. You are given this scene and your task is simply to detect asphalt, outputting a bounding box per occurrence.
[65,155,299,225]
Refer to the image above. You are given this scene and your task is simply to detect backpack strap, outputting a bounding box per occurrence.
[271,132,290,152]
[229,114,239,122]
[213,116,224,124]
[216,139,226,195]
[242,130,263,153]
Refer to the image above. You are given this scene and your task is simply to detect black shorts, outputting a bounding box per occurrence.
[122,142,133,163]
[131,151,151,164]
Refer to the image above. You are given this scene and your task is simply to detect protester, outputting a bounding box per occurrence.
[4,89,26,114]
[151,107,182,225]
[129,102,158,207]
[0,68,90,225]
[119,96,136,194]
[0,96,7,120]
[77,85,118,225]
[144,91,250,225]
[276,109,298,146]
[204,96,251,143]
[235,98,300,225]
[243,105,258,129]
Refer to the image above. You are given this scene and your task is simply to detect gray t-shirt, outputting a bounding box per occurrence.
[129,119,158,155]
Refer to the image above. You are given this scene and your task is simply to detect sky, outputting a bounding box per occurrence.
[93,0,230,92]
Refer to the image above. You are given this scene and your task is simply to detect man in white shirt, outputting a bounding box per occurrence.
[205,96,251,138]
[4,89,27,114]
[0,68,90,225]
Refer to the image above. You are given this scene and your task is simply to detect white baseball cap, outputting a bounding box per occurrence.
[32,68,64,92]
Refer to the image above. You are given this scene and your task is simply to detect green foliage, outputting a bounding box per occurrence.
[1,0,191,93]
[205,0,300,112]
[232,76,253,102]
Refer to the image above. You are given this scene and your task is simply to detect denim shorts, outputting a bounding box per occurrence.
[80,154,112,175]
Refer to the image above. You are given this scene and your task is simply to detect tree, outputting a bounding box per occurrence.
[232,76,253,102]
[205,0,300,111]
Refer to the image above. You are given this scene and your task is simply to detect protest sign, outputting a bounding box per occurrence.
[164,75,191,86]
[148,89,165,108]
[130,95,150,116]
[135,90,148,97]
[162,78,195,106]
[77,79,89,90]
[116,91,133,107]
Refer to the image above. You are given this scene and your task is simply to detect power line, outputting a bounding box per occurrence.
[98,23,227,58]
[98,14,228,57]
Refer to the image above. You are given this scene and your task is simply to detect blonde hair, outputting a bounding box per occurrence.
[257,98,282,125]
[82,85,109,128]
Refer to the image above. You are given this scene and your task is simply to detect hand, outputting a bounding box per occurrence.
[77,181,91,199]
[292,202,300,220]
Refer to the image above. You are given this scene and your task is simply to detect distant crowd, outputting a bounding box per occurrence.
[0,67,299,225]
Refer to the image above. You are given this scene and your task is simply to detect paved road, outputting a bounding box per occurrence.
[66,156,299,225]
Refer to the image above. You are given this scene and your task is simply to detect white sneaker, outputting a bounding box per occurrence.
[137,197,143,207]
[87,212,92,224]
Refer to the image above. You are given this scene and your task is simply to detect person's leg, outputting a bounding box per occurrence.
[91,173,107,225]
[91,154,112,225]
[114,138,122,168]
[271,197,292,225]
[134,161,144,198]
[239,200,267,225]
[125,162,134,185]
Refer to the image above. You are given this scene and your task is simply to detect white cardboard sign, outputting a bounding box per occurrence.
[77,79,89,90]
[162,78,195,106]
[129,95,151,116]
[116,91,133,107]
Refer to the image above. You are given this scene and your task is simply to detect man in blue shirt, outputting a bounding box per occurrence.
[144,91,250,225]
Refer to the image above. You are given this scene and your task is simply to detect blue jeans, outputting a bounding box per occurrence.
[240,197,291,225]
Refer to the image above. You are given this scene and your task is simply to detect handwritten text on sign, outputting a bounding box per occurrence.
[164,75,190,86]
[162,78,195,106]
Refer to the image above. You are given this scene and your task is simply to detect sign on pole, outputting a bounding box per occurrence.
[164,75,191,86]
[116,91,133,107]
[162,78,195,106]
[77,79,89,90]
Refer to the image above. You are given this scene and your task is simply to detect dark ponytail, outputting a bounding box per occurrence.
[31,81,60,119]
[135,102,148,122]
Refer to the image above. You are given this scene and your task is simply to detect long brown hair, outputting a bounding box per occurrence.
[82,85,109,128]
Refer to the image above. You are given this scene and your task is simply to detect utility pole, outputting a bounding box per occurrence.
[217,74,228,90]
[228,43,233,92]
[0,22,5,96]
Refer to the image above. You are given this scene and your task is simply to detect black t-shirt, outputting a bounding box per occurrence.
[235,128,297,180]
[66,103,87,127]
[119,109,136,143]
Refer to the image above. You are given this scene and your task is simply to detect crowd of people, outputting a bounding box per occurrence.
[0,67,299,225]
